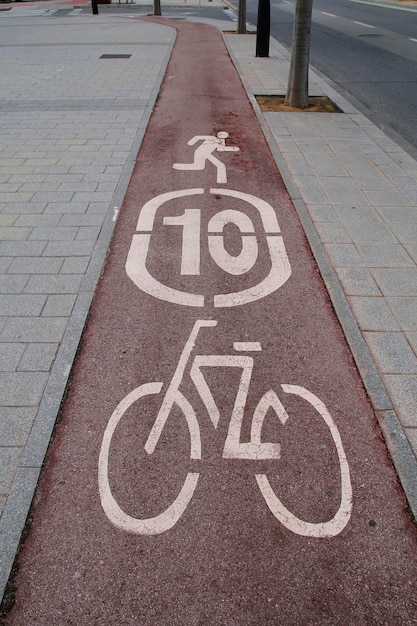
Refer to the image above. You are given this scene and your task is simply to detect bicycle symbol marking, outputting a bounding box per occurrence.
[125,188,292,308]
[98,320,353,538]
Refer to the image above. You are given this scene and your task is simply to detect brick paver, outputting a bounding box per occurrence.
[225,32,417,516]
[0,13,175,596]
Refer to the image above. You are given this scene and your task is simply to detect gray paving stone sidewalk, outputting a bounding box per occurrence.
[0,13,175,599]
[224,31,417,518]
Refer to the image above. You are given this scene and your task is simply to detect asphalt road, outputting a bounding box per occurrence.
[246,0,417,159]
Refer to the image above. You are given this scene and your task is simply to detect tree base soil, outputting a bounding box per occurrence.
[256,95,342,112]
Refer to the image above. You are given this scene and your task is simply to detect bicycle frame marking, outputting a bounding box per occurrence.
[145,319,216,456]
[99,320,353,538]
[125,188,291,308]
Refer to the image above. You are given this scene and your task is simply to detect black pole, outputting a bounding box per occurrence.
[91,0,99,14]
[256,0,270,57]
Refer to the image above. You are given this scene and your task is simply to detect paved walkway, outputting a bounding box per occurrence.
[225,32,417,515]
[0,12,175,598]
[1,3,417,604]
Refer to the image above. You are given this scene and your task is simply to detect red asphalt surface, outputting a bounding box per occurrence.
[4,19,417,625]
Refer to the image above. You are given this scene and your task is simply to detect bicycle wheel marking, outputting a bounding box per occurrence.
[99,320,353,538]
[256,385,352,538]
[98,382,201,536]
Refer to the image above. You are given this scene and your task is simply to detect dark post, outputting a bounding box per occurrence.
[91,0,99,14]
[256,0,270,57]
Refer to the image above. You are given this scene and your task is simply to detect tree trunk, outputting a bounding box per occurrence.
[153,0,161,16]
[284,0,313,108]
[237,0,246,34]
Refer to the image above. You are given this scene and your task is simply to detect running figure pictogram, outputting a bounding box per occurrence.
[173,131,239,183]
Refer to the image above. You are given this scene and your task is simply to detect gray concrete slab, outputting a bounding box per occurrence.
[224,29,417,522]
[0,12,175,600]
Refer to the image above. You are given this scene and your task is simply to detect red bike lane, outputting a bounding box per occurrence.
[4,19,417,625]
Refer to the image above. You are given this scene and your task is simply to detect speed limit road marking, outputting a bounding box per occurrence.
[125,187,292,307]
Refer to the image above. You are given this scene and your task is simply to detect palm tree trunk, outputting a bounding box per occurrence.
[284,0,313,108]
[237,0,246,33]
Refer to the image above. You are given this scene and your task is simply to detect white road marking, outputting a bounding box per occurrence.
[106,128,353,538]
[173,132,239,184]
[256,385,353,538]
[126,185,291,308]
[164,209,201,275]
[99,382,200,536]
[354,21,375,28]
[208,210,258,276]
[233,342,262,351]
[126,189,205,307]
[349,0,417,12]
[100,320,352,538]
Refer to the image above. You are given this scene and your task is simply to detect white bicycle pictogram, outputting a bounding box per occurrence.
[99,319,353,539]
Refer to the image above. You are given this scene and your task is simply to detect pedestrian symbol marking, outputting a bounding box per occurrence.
[173,132,239,183]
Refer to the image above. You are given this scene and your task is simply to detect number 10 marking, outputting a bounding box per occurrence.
[163,208,258,276]
[126,188,292,308]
